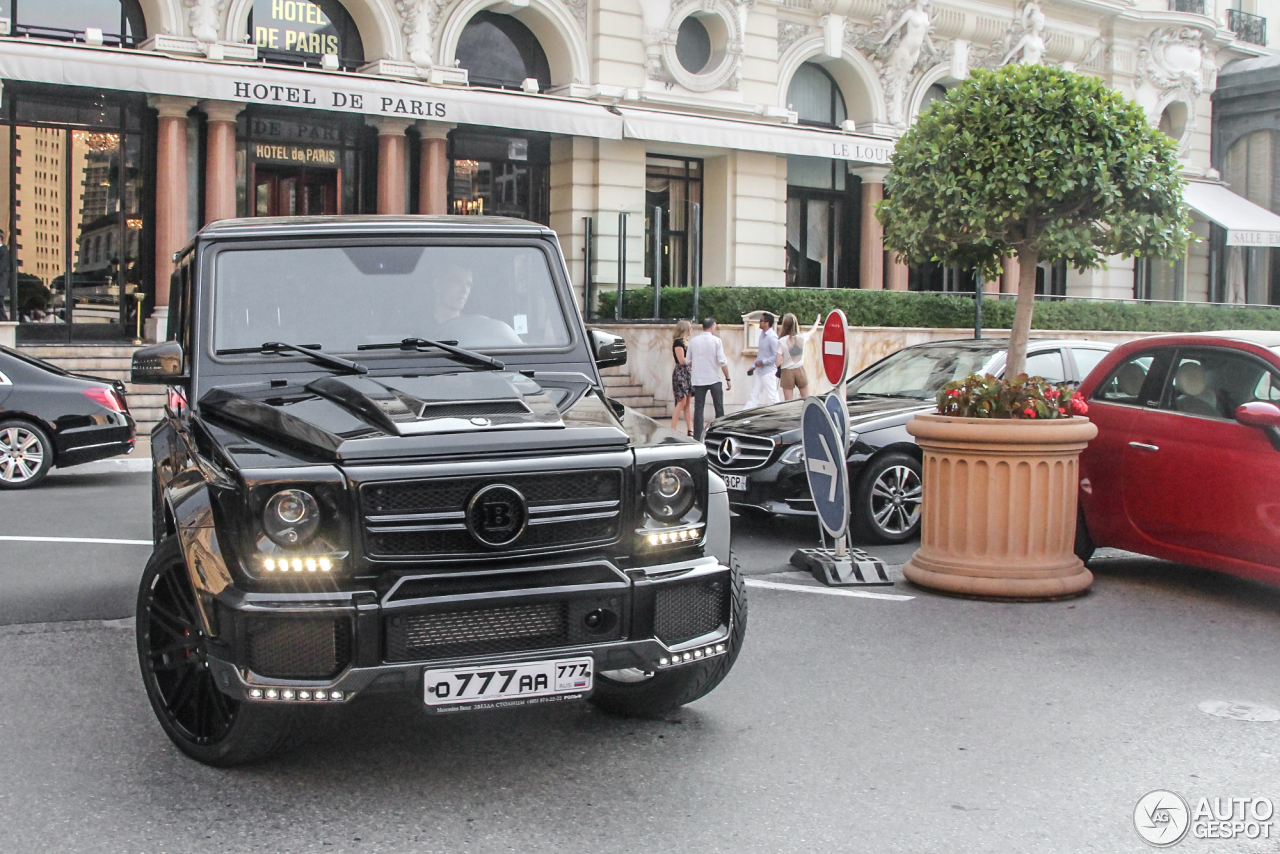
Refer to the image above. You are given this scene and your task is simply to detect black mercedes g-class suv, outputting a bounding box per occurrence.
[131,216,744,765]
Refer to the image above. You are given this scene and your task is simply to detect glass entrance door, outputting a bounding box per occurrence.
[253,167,338,217]
[9,124,146,341]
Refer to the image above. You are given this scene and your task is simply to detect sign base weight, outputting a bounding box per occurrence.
[791,548,893,587]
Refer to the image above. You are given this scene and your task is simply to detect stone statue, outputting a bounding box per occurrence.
[185,0,225,46]
[1000,1,1046,66]
[874,0,935,126]
[395,0,434,69]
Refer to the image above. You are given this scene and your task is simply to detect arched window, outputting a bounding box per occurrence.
[249,0,365,71]
[786,62,847,129]
[10,0,146,48]
[456,12,551,92]
[919,83,948,114]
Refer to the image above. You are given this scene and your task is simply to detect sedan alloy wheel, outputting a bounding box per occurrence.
[0,421,52,488]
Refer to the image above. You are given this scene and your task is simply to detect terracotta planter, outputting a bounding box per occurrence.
[902,413,1098,601]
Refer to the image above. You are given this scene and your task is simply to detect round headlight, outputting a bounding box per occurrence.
[645,466,695,520]
[263,489,320,547]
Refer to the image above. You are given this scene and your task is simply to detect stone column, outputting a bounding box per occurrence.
[200,100,244,224]
[885,253,910,291]
[1001,255,1020,294]
[147,95,197,339]
[370,118,413,215]
[417,122,453,215]
[851,167,887,290]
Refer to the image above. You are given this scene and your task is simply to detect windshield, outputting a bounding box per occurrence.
[213,244,571,355]
[847,345,999,399]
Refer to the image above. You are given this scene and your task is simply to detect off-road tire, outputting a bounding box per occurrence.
[0,419,53,489]
[852,451,923,544]
[589,560,747,718]
[1074,509,1096,564]
[137,537,299,766]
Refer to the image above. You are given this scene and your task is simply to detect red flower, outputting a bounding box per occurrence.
[947,389,960,397]
[1058,407,1066,415]
[1023,407,1036,418]
[1069,393,1089,416]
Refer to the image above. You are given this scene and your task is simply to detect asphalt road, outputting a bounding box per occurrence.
[1,468,1278,853]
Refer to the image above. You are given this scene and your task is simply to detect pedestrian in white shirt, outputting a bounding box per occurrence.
[687,317,732,440]
[745,312,780,408]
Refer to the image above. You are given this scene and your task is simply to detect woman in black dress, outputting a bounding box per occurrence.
[671,319,693,435]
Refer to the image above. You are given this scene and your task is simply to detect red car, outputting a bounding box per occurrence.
[1075,331,1280,583]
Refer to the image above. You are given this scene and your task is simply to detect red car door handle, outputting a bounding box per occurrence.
[1128,441,1160,452]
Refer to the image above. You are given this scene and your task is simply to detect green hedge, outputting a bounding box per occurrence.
[594,287,1280,333]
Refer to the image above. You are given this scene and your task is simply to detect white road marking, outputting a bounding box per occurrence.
[0,535,152,546]
[745,577,913,601]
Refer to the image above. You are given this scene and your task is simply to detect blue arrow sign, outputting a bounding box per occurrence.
[824,392,849,448]
[802,397,849,540]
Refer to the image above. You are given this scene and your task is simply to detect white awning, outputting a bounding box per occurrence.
[0,40,623,139]
[1184,180,1280,247]
[619,108,894,165]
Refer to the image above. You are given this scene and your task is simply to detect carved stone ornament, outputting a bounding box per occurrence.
[1137,27,1209,99]
[185,0,226,46]
[564,0,588,35]
[846,0,937,128]
[778,20,817,56]
[645,0,752,92]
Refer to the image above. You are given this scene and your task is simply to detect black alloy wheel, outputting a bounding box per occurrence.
[852,452,923,544]
[590,559,747,718]
[136,538,297,766]
[0,419,53,489]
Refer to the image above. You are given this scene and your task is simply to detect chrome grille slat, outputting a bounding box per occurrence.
[704,431,777,472]
[361,469,623,559]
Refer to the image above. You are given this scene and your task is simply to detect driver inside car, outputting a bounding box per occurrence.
[430,262,523,347]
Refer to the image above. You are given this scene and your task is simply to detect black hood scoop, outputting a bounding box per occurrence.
[306,372,562,435]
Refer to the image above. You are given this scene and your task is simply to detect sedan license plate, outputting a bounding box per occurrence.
[723,474,747,491]
[423,657,593,713]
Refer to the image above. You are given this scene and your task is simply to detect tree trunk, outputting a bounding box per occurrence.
[1005,248,1040,378]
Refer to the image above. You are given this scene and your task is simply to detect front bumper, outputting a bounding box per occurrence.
[713,459,818,517]
[204,556,735,704]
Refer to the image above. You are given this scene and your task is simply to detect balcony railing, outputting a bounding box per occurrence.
[1227,8,1267,45]
[1169,0,1206,14]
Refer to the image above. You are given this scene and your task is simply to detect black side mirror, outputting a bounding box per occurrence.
[590,328,628,369]
[132,340,187,384]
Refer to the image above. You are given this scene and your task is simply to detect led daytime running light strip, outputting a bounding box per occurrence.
[247,688,348,702]
[658,642,727,667]
[262,556,334,573]
[643,524,705,547]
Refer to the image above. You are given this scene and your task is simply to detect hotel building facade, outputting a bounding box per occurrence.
[0,0,1276,343]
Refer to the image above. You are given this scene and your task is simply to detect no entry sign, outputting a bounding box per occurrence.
[821,310,848,386]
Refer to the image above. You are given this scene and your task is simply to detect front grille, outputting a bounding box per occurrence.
[362,469,623,560]
[654,578,729,646]
[246,617,351,679]
[704,432,776,471]
[384,595,626,662]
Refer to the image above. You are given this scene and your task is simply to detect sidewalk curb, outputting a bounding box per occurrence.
[0,617,134,636]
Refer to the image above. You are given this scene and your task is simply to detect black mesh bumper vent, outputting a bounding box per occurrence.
[654,578,729,646]
[385,602,570,661]
[246,617,351,680]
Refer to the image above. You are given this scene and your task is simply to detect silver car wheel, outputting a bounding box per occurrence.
[868,464,922,536]
[0,427,46,484]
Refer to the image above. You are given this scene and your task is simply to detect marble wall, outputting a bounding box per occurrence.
[594,322,1152,416]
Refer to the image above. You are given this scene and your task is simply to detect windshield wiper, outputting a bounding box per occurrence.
[357,337,505,370]
[215,341,368,374]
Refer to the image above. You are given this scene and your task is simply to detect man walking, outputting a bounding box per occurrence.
[745,312,780,408]
[688,317,731,441]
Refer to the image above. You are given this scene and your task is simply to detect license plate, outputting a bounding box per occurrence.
[423,656,593,713]
[723,474,747,491]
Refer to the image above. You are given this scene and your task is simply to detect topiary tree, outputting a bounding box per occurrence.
[877,63,1191,377]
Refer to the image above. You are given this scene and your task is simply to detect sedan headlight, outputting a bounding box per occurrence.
[779,443,805,465]
[263,489,321,547]
[645,466,695,520]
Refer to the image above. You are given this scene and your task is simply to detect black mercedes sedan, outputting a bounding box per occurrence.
[705,338,1114,543]
[0,346,136,488]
